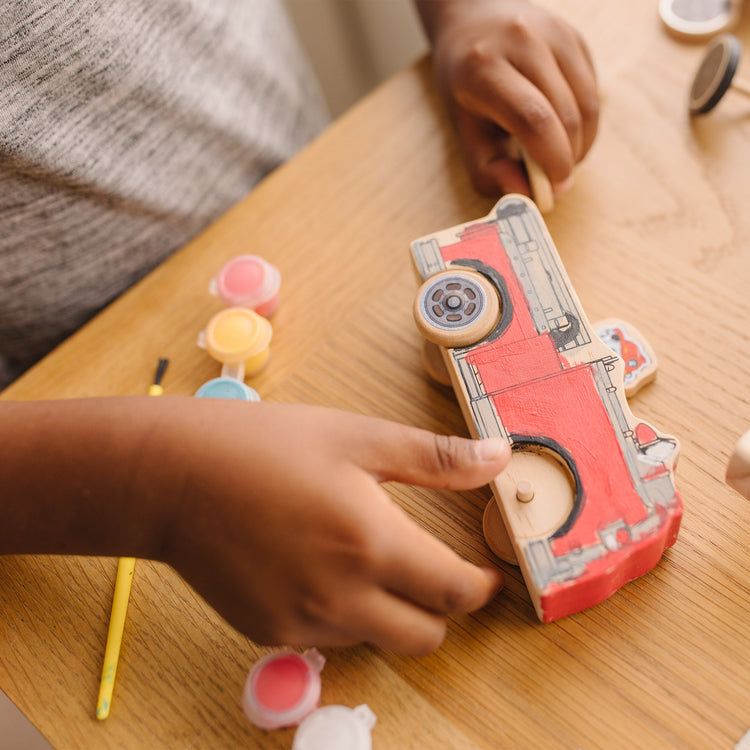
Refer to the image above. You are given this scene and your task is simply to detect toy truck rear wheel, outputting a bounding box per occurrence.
[413,267,500,348]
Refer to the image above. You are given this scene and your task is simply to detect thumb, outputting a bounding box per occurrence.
[361,422,511,490]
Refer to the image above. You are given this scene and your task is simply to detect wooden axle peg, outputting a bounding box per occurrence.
[516,480,535,503]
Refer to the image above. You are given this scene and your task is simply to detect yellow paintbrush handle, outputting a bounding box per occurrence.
[96,359,166,719]
[96,556,136,720]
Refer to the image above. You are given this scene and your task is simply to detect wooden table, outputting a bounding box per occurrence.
[3,1,750,747]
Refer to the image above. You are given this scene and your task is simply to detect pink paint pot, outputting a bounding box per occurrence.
[241,649,325,730]
[211,255,281,317]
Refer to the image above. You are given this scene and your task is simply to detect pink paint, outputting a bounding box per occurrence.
[225,259,263,296]
[254,654,309,712]
[241,649,325,730]
[214,255,281,317]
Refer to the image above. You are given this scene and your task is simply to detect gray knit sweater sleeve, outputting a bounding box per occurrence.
[0,0,328,388]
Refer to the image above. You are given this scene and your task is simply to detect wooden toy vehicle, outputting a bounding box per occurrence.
[411,195,683,622]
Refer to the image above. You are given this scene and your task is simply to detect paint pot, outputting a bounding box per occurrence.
[242,649,325,730]
[194,377,261,401]
[292,704,377,750]
[210,255,281,317]
[200,307,272,379]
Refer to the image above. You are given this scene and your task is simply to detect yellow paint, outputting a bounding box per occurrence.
[205,307,272,374]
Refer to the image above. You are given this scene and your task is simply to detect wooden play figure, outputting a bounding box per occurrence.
[727,430,750,499]
[690,33,750,114]
[411,195,683,622]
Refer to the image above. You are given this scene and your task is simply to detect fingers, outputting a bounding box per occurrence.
[454,110,532,196]
[239,486,503,655]
[481,68,577,190]
[337,469,505,624]
[443,13,599,196]
[292,512,503,656]
[375,502,504,615]
[340,588,451,655]
[507,21,599,168]
[507,42,585,170]
[353,418,511,491]
[551,34,599,161]
[272,586,453,656]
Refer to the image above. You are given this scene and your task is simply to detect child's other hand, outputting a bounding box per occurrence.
[418,0,599,197]
[157,400,510,655]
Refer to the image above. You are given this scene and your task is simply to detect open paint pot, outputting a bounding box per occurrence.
[200,307,272,380]
[194,377,261,401]
[242,649,325,730]
[211,254,281,317]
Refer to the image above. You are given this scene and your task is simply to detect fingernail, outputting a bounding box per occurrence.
[481,567,504,593]
[552,175,574,195]
[475,437,509,461]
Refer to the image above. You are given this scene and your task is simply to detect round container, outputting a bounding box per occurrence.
[194,377,261,401]
[242,649,325,730]
[212,254,281,317]
[203,307,273,376]
[292,705,377,750]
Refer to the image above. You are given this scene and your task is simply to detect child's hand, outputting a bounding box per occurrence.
[156,400,510,655]
[0,397,509,654]
[417,0,599,197]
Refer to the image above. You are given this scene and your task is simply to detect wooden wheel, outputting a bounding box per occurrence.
[420,339,452,386]
[413,267,501,348]
[690,33,743,114]
[494,442,578,542]
[660,0,740,42]
[483,500,518,565]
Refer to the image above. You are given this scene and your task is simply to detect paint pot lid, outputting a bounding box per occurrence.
[241,649,325,730]
[204,307,272,364]
[194,377,260,401]
[214,255,281,309]
[292,705,377,750]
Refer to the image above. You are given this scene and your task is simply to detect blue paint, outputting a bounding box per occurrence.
[194,377,261,402]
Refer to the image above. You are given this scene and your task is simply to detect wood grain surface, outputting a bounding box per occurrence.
[2,1,750,747]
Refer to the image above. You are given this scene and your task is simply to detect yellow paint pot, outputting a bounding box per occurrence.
[204,307,273,376]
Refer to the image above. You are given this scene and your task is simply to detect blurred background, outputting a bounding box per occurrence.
[286,0,428,116]
[0,2,427,747]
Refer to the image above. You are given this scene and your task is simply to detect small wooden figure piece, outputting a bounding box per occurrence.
[660,0,742,42]
[727,430,750,499]
[411,194,683,622]
[594,318,658,397]
[508,138,555,214]
[690,34,750,114]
